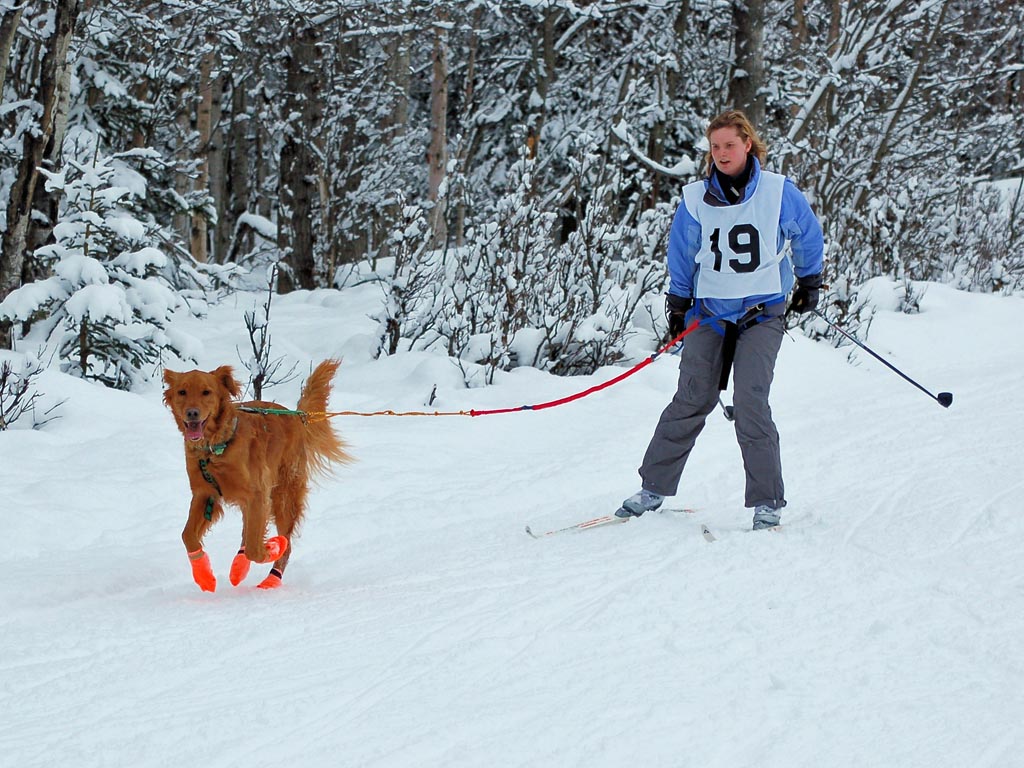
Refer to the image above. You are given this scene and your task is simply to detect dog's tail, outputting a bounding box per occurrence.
[298,359,351,478]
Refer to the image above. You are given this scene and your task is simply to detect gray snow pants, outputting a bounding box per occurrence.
[639,317,786,509]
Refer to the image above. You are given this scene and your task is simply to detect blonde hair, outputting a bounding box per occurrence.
[703,109,767,174]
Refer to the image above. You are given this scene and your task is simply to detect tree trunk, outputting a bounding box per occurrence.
[25,45,74,282]
[0,5,24,98]
[207,68,228,263]
[426,15,449,251]
[648,1,690,204]
[190,46,214,263]
[528,9,557,161]
[225,77,253,262]
[173,86,191,243]
[255,92,272,220]
[453,7,482,247]
[0,0,80,349]
[131,79,149,149]
[791,0,809,114]
[728,0,765,126]
[828,0,842,56]
[374,29,410,262]
[277,22,322,293]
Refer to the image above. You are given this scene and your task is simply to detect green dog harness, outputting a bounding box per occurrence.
[196,417,237,521]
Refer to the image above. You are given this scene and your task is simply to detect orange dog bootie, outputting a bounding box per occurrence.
[188,549,216,592]
[257,568,283,590]
[229,547,251,586]
[264,535,288,561]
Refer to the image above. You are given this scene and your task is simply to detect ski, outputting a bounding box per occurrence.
[525,514,628,538]
[525,507,698,539]
[700,523,781,542]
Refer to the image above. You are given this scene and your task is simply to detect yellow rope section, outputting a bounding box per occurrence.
[302,409,474,422]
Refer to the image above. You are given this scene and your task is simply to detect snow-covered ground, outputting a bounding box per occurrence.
[1,281,1021,767]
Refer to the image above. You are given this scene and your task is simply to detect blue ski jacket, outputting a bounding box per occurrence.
[667,157,824,326]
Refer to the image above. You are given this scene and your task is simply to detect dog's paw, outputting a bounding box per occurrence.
[257,570,283,590]
[264,535,289,561]
[188,550,217,592]
[229,549,250,586]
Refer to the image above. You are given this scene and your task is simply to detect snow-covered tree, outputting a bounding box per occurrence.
[771,0,1024,304]
[0,0,81,349]
[0,130,200,389]
[3,0,1021,389]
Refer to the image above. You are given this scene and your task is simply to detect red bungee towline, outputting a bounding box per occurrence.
[289,315,720,422]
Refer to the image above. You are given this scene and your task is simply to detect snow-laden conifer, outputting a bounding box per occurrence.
[0,130,200,389]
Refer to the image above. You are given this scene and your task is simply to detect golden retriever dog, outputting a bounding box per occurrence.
[163,360,349,592]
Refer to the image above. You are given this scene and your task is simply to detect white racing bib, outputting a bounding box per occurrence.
[682,170,786,299]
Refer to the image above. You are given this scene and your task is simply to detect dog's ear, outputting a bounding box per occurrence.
[162,370,179,407]
[212,365,241,399]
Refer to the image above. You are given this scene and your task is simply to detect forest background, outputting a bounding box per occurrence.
[0,0,1021,401]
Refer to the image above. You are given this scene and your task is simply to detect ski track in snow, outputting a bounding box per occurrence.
[1,283,1023,767]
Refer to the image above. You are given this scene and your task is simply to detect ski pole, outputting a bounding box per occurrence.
[717,395,735,421]
[812,309,953,408]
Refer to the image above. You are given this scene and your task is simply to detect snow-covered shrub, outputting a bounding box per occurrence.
[942,181,1024,294]
[0,354,45,430]
[0,131,200,390]
[239,264,298,400]
[809,168,1024,341]
[372,152,554,384]
[518,137,669,375]
[376,139,672,383]
[442,154,556,384]
[373,200,446,358]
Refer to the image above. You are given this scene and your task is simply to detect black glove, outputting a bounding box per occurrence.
[665,294,694,338]
[789,274,822,314]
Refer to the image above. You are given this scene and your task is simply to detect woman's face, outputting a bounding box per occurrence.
[709,126,752,176]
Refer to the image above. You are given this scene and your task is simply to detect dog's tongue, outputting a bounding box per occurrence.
[185,421,205,441]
